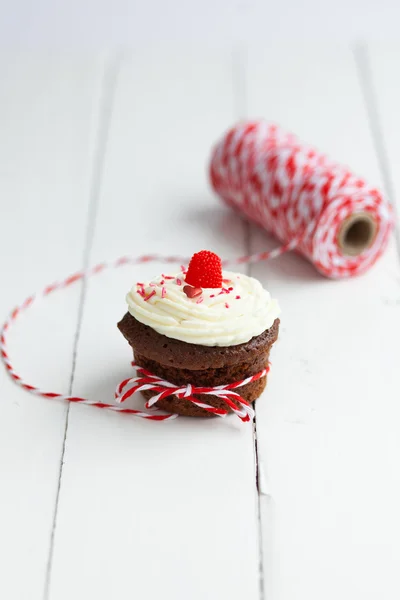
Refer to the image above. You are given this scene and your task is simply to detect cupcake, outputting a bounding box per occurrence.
[117,250,280,417]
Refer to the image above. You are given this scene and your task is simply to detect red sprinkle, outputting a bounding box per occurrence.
[144,290,156,302]
[196,297,204,304]
[161,287,167,299]
[160,279,165,285]
[228,287,233,291]
[222,278,232,284]
[176,278,182,286]
[235,295,241,299]
[162,274,174,280]
[183,285,202,299]
[225,303,230,308]
[209,294,215,298]
[149,283,156,287]
[180,265,187,273]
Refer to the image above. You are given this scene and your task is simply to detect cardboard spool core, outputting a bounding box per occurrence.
[338,212,377,257]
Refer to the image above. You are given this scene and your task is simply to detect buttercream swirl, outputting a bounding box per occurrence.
[125,270,280,347]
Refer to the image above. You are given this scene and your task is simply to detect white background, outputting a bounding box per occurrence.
[1,0,400,47]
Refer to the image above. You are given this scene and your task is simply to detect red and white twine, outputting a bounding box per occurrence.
[210,120,393,278]
[0,120,394,422]
[116,362,268,422]
[0,255,269,422]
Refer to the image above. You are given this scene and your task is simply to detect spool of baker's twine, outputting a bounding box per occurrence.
[0,121,393,421]
[210,120,393,278]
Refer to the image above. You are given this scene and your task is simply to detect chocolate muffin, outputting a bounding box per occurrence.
[118,250,280,417]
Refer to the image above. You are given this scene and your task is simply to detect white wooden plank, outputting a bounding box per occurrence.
[245,44,400,600]
[47,50,260,600]
[0,56,103,599]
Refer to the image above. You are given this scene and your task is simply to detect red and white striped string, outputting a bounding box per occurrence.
[116,361,268,422]
[0,254,272,422]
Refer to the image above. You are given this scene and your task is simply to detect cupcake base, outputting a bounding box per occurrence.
[118,313,279,418]
[135,351,268,417]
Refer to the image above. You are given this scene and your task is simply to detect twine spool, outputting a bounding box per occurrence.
[209,120,393,278]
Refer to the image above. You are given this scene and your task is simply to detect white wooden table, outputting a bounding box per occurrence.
[1,44,400,600]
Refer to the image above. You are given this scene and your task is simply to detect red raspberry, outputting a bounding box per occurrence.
[185,250,222,288]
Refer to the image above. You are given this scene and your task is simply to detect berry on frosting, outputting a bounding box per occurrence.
[185,250,222,288]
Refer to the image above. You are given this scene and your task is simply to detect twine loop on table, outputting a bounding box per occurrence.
[0,256,272,423]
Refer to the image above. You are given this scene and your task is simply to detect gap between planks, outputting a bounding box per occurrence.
[232,43,266,600]
[43,54,121,600]
[353,42,400,258]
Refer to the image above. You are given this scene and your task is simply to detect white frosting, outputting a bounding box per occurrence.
[125,270,280,347]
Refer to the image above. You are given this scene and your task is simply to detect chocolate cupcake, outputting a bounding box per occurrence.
[118,250,280,417]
